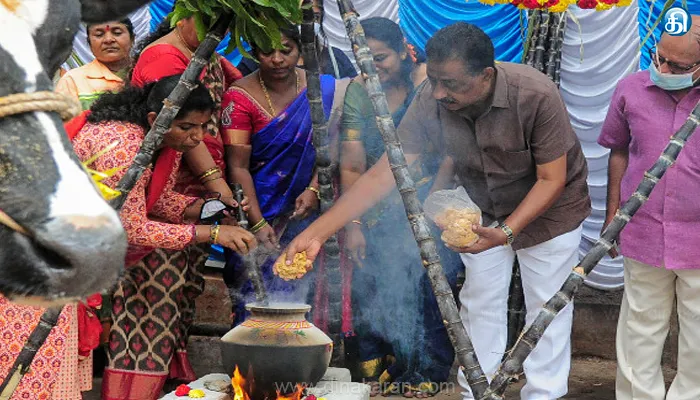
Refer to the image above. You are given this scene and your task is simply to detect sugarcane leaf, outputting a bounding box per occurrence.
[195,0,214,16]
[565,9,584,62]
[193,12,208,42]
[251,0,293,18]
[638,0,676,52]
[181,0,198,12]
[248,22,272,52]
[232,20,254,60]
[169,3,194,27]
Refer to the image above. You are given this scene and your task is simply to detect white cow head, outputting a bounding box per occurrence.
[0,0,151,306]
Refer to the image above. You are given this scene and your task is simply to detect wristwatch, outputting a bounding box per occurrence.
[499,223,515,246]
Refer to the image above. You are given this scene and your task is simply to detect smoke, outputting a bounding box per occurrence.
[350,188,453,379]
[226,245,315,310]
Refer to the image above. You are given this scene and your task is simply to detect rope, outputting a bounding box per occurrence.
[0,91,81,235]
[0,91,81,121]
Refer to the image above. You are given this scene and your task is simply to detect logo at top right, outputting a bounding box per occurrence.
[664,7,691,36]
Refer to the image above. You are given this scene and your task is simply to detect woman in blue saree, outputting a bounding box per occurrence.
[220,26,341,326]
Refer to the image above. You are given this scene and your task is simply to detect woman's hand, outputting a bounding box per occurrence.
[255,223,279,251]
[277,229,325,267]
[216,195,251,226]
[345,224,366,266]
[219,195,250,212]
[292,189,320,220]
[217,225,257,255]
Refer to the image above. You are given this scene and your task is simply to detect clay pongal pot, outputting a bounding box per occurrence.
[220,302,332,398]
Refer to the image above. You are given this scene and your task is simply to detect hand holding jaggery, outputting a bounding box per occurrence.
[273,251,313,281]
[434,208,481,249]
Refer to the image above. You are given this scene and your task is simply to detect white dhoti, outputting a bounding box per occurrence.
[457,225,581,400]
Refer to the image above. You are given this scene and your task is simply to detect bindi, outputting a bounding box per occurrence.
[104,25,111,32]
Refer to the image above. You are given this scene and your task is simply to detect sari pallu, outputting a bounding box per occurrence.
[224,76,353,334]
[346,81,460,392]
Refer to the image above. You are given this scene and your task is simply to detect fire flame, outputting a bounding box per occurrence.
[231,365,305,400]
[276,384,304,400]
[232,366,250,400]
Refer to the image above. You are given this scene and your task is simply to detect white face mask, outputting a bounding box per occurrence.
[649,62,699,91]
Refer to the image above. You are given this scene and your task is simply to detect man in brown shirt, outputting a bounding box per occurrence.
[279,22,590,399]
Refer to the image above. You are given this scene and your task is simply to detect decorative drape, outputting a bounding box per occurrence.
[321,0,400,57]
[559,2,640,290]
[398,0,525,62]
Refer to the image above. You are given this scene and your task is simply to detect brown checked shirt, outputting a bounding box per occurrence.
[398,62,590,250]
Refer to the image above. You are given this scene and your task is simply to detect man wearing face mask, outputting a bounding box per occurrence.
[598,15,700,400]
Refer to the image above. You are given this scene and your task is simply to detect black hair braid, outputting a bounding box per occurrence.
[87,84,154,128]
[87,75,215,129]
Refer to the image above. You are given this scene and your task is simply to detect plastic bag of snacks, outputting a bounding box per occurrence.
[424,187,482,248]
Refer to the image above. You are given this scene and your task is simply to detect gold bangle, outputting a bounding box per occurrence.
[198,167,220,182]
[201,174,222,184]
[210,224,221,244]
[250,219,268,234]
[306,186,320,200]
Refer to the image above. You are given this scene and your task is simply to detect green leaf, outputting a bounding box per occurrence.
[169,3,194,27]
[168,0,301,56]
[251,0,293,19]
[236,21,252,57]
[181,0,199,12]
[638,0,676,52]
[193,12,208,42]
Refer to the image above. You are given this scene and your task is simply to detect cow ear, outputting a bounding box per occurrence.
[79,0,151,23]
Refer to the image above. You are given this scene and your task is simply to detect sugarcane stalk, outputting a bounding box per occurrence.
[533,11,551,73]
[545,13,562,81]
[242,248,269,306]
[0,307,62,397]
[337,0,489,397]
[505,259,525,365]
[109,14,232,210]
[479,102,700,399]
[553,15,566,86]
[300,0,344,361]
[525,11,541,66]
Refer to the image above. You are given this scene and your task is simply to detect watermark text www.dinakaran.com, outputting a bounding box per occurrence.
[274,381,459,394]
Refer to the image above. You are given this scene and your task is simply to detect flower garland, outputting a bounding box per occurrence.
[478,0,631,12]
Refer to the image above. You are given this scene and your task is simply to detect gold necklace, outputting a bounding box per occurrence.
[259,69,300,116]
[175,28,195,58]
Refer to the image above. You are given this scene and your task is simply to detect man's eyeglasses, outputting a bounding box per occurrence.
[650,49,700,74]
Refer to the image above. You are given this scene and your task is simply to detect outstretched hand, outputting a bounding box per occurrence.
[276,230,325,268]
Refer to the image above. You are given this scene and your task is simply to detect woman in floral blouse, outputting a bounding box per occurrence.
[72,74,257,400]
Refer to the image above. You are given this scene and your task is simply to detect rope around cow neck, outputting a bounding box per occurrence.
[0,91,81,235]
[0,91,81,121]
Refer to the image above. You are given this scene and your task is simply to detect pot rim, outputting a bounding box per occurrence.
[245,302,312,314]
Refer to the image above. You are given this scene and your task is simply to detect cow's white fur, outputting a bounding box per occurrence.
[37,112,123,223]
[0,1,121,224]
[0,1,47,92]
